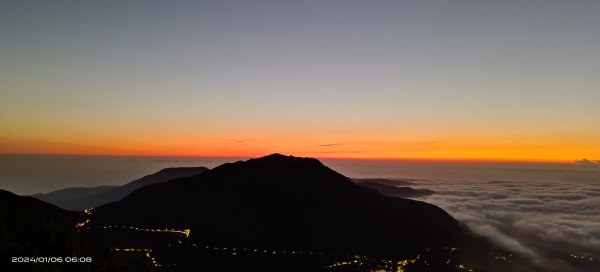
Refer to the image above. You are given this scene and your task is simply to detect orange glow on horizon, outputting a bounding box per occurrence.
[1,133,595,163]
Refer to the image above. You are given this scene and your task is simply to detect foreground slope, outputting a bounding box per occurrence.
[0,189,77,256]
[0,190,151,272]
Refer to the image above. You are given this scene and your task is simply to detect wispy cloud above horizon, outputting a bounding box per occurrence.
[317,143,340,147]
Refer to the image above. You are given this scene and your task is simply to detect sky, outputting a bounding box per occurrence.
[1,0,599,161]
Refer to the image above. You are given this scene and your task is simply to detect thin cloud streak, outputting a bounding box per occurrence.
[317,143,341,147]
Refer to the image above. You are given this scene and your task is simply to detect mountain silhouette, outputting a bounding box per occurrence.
[33,167,208,210]
[0,190,153,272]
[351,177,416,186]
[356,180,434,198]
[91,154,468,258]
[0,189,77,255]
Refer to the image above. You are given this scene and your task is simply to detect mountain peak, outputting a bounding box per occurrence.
[262,153,289,158]
[207,154,327,178]
[247,153,324,167]
[253,153,312,161]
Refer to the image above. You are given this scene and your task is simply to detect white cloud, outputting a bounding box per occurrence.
[407,178,600,272]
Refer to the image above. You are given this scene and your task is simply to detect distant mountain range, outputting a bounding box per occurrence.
[32,167,208,210]
[356,180,434,198]
[350,177,417,186]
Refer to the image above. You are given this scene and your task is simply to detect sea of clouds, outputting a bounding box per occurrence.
[411,175,600,271]
[324,159,600,271]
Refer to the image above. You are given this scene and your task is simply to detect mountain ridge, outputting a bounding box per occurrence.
[33,166,208,210]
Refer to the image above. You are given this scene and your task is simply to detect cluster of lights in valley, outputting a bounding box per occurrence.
[76,208,595,271]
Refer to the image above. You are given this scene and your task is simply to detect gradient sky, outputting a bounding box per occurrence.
[1,0,599,161]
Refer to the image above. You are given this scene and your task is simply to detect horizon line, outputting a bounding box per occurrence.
[0,152,583,164]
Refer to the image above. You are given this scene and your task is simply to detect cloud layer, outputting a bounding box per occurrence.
[410,178,600,271]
